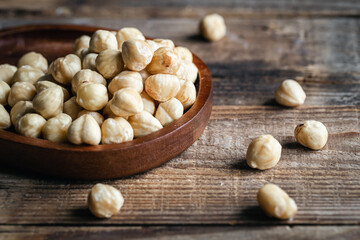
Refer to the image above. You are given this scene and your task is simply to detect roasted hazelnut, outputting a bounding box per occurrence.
[0,80,10,105]
[101,117,134,144]
[63,96,83,120]
[96,49,124,79]
[122,39,153,71]
[155,98,183,126]
[89,30,118,53]
[116,27,145,49]
[108,71,143,94]
[128,111,163,138]
[145,74,180,102]
[110,88,143,117]
[11,65,44,85]
[0,64,17,85]
[7,82,36,107]
[77,110,104,126]
[42,113,72,143]
[82,53,98,71]
[72,69,106,94]
[200,13,226,41]
[257,184,297,220]
[275,79,306,107]
[88,183,124,218]
[175,80,196,109]
[0,105,11,129]
[174,46,193,62]
[176,61,198,83]
[33,87,64,119]
[294,120,328,150]
[146,47,181,75]
[76,83,108,111]
[10,101,34,126]
[16,113,46,138]
[140,91,155,115]
[50,54,82,85]
[246,135,282,170]
[18,52,48,72]
[67,114,101,145]
[35,80,70,102]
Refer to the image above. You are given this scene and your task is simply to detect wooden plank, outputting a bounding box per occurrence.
[0,106,359,225]
[0,225,359,240]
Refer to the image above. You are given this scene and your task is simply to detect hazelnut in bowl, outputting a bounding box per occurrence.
[0,25,212,179]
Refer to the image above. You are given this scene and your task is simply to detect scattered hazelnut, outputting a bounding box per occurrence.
[63,96,83,120]
[42,113,72,143]
[96,49,124,79]
[128,111,163,138]
[89,30,118,53]
[0,64,17,85]
[175,80,197,109]
[18,51,48,72]
[275,79,306,107]
[7,82,36,107]
[155,98,183,126]
[110,88,143,117]
[294,120,328,150]
[10,101,34,126]
[121,39,153,71]
[16,113,46,138]
[200,13,226,42]
[0,80,11,105]
[33,87,64,119]
[67,114,101,145]
[82,53,98,71]
[146,47,181,75]
[101,117,134,144]
[11,65,44,85]
[116,27,145,49]
[76,83,108,111]
[0,105,11,129]
[50,54,81,85]
[71,69,106,94]
[246,135,282,170]
[108,71,143,95]
[145,74,180,102]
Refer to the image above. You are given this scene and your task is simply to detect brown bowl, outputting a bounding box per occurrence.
[0,24,212,179]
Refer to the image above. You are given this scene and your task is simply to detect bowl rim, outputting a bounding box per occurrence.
[0,24,213,153]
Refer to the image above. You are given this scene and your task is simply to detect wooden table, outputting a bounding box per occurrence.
[0,1,359,239]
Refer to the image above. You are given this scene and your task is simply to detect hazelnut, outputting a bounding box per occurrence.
[145,40,161,53]
[88,183,124,218]
[0,64,17,85]
[257,184,297,220]
[146,47,181,75]
[116,27,145,49]
[138,69,151,84]
[128,111,163,138]
[63,96,83,120]
[82,53,98,71]
[67,114,101,145]
[42,113,72,143]
[96,49,124,79]
[200,13,226,42]
[35,80,70,102]
[50,54,81,85]
[294,120,328,150]
[76,83,108,111]
[10,101,34,126]
[275,80,306,107]
[110,88,143,117]
[122,39,153,71]
[73,35,91,56]
[0,80,10,105]
[140,91,155,115]
[72,69,106,94]
[145,74,180,102]
[176,61,198,83]
[7,82,36,107]
[101,117,134,144]
[0,105,11,129]
[102,100,118,119]
[33,87,64,119]
[155,98,183,126]
[175,80,196,109]
[152,39,175,49]
[89,30,118,53]
[108,71,143,94]
[16,113,46,138]
[11,65,44,85]
[18,52,48,72]
[77,110,104,126]
[246,135,282,170]
[174,46,193,62]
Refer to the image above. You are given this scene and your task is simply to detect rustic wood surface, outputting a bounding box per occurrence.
[0,0,359,239]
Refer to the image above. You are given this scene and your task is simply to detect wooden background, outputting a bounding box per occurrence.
[0,0,359,239]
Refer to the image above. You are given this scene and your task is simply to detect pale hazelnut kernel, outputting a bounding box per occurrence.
[102,100,118,119]
[145,40,161,53]
[33,87,64,119]
[200,13,226,42]
[175,80,196,109]
[67,114,101,145]
[88,183,124,218]
[77,110,104,126]
[140,91,155,115]
[77,48,89,60]
[35,80,70,102]
[122,39,153,71]
[89,30,118,53]
[73,35,91,55]
[108,71,143,95]
[275,79,306,107]
[155,98,184,126]
[76,83,108,111]
[16,113,46,138]
[110,88,143,117]
[42,113,72,143]
[0,105,11,129]
[101,117,134,144]
[10,101,34,126]
[294,120,328,150]
[146,47,181,75]
[82,53,98,71]
[128,111,163,138]
[0,64,17,85]
[145,74,180,102]
[174,46,193,62]
[18,52,48,72]
[116,27,145,49]
[50,54,82,85]
[96,49,124,79]
[138,69,151,84]
[152,39,175,49]
[246,135,282,170]
[0,81,11,105]
[7,82,36,107]
[176,61,198,83]
[63,97,83,120]
[72,69,106,94]
[11,65,44,85]
[257,184,298,220]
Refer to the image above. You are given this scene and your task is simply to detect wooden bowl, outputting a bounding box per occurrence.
[0,24,212,180]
